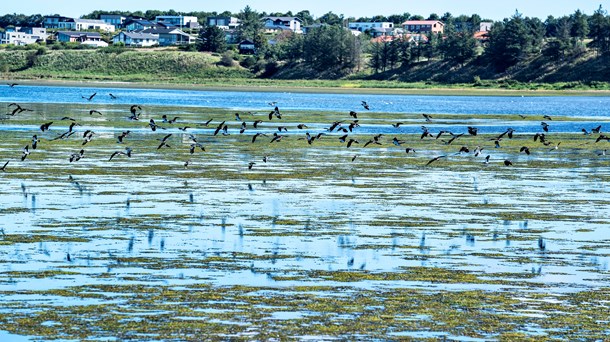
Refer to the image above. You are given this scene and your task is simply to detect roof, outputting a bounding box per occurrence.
[75,19,107,24]
[402,20,444,26]
[239,39,255,45]
[57,31,102,37]
[124,19,155,25]
[116,32,159,39]
[262,16,302,22]
[141,28,192,37]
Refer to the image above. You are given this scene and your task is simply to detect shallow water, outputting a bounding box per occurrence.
[0,87,609,340]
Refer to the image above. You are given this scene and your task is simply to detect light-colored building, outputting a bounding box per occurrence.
[113,31,159,47]
[206,16,240,30]
[479,22,493,32]
[140,28,195,46]
[0,27,48,45]
[100,14,126,28]
[348,22,394,32]
[402,20,444,34]
[43,16,75,29]
[262,16,302,33]
[155,15,198,28]
[74,19,115,32]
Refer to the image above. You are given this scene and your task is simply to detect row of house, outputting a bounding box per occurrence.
[0,27,48,45]
[42,15,200,32]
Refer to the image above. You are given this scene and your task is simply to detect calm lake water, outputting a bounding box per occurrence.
[1,84,610,117]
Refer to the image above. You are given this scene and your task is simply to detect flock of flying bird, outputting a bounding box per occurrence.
[2,84,610,174]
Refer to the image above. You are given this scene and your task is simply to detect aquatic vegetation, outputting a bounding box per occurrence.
[0,93,609,340]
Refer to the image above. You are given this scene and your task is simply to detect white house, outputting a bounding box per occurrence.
[0,27,48,45]
[112,31,159,47]
[262,16,302,33]
[348,22,394,33]
[155,15,198,28]
[74,19,115,32]
[206,16,240,30]
[100,14,126,28]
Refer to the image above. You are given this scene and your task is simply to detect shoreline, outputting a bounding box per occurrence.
[5,78,610,97]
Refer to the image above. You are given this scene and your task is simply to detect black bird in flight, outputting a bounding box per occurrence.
[426,155,446,166]
[162,115,179,124]
[1,160,9,171]
[592,125,602,134]
[349,111,358,119]
[422,114,432,122]
[268,106,282,120]
[392,137,406,146]
[270,133,284,143]
[543,115,553,121]
[392,122,403,128]
[202,118,214,127]
[189,143,205,154]
[405,148,416,154]
[7,83,18,87]
[253,120,263,128]
[252,132,267,143]
[467,127,478,136]
[149,119,165,131]
[69,149,84,163]
[248,162,256,170]
[40,121,53,132]
[361,101,370,110]
[520,146,531,155]
[458,146,469,153]
[117,130,130,143]
[504,159,513,166]
[31,135,39,149]
[89,109,102,116]
[347,139,359,148]
[82,92,97,101]
[297,124,308,129]
[213,121,226,136]
[109,147,132,161]
[541,122,549,132]
[109,93,117,99]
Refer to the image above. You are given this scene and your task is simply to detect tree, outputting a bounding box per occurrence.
[295,10,314,26]
[236,6,263,42]
[440,30,477,65]
[486,11,540,71]
[197,25,226,53]
[570,9,589,40]
[302,25,362,76]
[317,12,344,26]
[588,5,610,55]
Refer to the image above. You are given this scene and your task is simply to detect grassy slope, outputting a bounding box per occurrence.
[1,48,610,92]
[0,49,252,82]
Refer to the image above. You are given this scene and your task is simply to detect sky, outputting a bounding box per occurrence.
[3,0,608,21]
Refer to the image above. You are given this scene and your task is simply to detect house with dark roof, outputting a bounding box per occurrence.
[100,14,126,28]
[43,16,75,29]
[238,39,256,54]
[56,31,108,47]
[262,16,302,33]
[401,20,444,34]
[207,16,241,30]
[140,28,195,46]
[112,31,159,47]
[124,19,156,31]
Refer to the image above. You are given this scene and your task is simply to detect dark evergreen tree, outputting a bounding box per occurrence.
[197,25,227,53]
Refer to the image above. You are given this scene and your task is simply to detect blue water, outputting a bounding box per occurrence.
[1,85,610,117]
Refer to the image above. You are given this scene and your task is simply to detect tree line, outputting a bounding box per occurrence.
[2,6,610,79]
